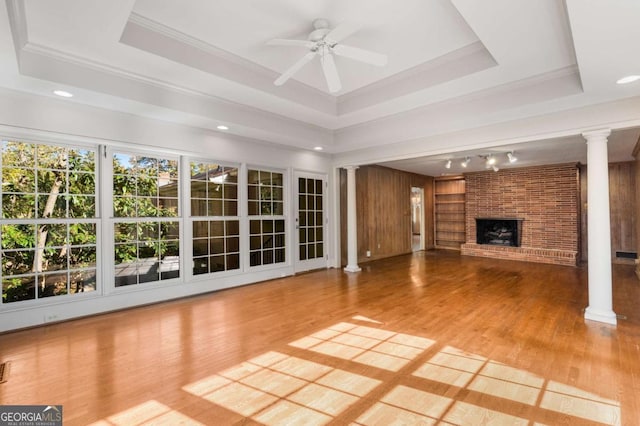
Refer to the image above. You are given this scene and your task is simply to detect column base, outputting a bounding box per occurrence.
[584,306,617,325]
[344,265,361,273]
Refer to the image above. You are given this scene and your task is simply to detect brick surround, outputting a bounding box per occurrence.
[461,163,580,266]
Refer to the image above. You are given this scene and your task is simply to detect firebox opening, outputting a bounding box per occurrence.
[476,218,523,247]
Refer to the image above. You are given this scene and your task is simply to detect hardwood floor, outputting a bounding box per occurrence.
[0,250,638,425]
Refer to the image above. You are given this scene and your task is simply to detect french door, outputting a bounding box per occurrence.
[294,172,327,272]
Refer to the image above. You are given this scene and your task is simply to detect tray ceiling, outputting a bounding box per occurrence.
[1,0,639,173]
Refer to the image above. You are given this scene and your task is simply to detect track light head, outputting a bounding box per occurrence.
[492,165,499,172]
[507,152,517,163]
[461,157,470,168]
[484,155,496,168]
[445,159,452,169]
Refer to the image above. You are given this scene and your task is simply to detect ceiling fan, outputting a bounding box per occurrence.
[267,18,388,93]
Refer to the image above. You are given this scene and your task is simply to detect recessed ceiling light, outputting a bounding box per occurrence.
[216,125,229,130]
[53,90,73,98]
[313,146,323,151]
[616,75,640,84]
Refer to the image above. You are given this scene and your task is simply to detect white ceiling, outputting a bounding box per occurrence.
[1,0,639,174]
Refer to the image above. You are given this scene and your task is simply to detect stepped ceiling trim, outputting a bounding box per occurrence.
[0,0,639,174]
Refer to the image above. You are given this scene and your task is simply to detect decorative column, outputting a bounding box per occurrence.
[344,166,361,272]
[583,129,616,325]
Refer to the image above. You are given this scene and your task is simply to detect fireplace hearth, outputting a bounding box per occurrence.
[476,218,523,247]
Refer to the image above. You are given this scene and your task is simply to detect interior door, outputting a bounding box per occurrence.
[294,172,327,272]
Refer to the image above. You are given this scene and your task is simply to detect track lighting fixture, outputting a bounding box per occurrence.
[444,151,519,171]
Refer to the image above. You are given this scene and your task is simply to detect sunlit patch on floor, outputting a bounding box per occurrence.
[87,400,204,426]
[412,345,621,425]
[182,347,382,424]
[441,400,529,425]
[356,385,451,425]
[177,322,621,426]
[351,315,383,324]
[289,322,435,371]
[541,381,621,425]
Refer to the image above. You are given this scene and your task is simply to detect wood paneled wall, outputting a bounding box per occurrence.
[634,140,640,277]
[579,161,637,263]
[609,162,636,260]
[340,165,433,266]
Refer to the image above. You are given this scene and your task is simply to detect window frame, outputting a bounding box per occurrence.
[186,157,242,279]
[104,146,183,293]
[0,137,101,308]
[246,165,288,270]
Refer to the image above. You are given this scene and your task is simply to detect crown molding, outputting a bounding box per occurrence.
[333,95,640,167]
[5,0,28,53]
[337,41,497,115]
[125,13,502,118]
[16,42,334,149]
[122,13,337,115]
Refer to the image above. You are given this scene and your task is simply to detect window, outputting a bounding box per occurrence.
[190,162,239,275]
[112,153,179,286]
[248,169,285,267]
[1,140,97,303]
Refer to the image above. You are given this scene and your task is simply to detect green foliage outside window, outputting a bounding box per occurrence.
[1,140,97,303]
[113,153,180,286]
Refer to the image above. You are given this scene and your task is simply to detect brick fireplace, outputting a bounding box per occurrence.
[461,163,580,266]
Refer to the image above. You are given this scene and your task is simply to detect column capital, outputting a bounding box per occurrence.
[582,128,611,142]
[343,165,359,171]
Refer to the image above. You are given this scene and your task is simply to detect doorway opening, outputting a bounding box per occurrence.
[411,187,424,251]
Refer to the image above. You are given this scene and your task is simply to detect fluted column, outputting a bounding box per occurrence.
[344,166,361,273]
[583,129,616,325]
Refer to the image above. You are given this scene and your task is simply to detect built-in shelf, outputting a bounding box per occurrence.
[434,176,465,250]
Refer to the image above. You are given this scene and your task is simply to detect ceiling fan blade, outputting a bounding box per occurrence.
[274,51,316,86]
[325,22,360,43]
[320,53,341,93]
[266,38,315,49]
[333,44,388,66]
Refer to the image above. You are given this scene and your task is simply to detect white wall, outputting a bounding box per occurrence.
[0,88,336,332]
